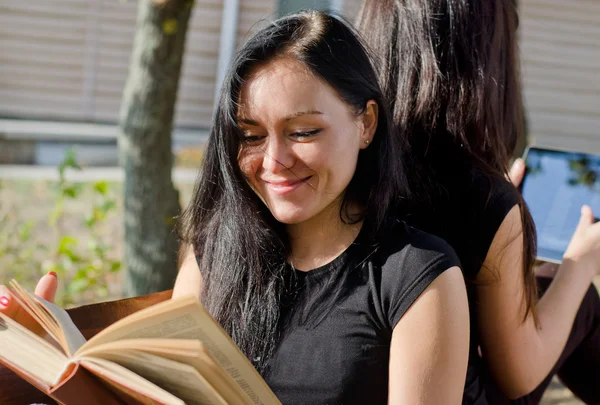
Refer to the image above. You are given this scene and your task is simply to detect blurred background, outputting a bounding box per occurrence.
[0,0,598,403]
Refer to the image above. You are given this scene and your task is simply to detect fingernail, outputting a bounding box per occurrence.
[47,271,57,278]
[0,296,9,308]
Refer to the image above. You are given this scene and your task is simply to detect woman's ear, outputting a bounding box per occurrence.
[359,100,378,149]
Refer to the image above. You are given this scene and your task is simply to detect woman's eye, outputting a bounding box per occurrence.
[291,129,321,139]
[243,135,265,144]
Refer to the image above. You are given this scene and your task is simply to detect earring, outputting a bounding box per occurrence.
[364,139,370,145]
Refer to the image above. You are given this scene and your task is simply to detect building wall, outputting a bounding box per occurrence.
[6,0,596,149]
[520,0,600,153]
[0,0,277,129]
[341,0,361,21]
[277,0,329,16]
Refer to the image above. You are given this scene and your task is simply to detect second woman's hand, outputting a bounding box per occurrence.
[0,272,58,336]
[564,205,600,280]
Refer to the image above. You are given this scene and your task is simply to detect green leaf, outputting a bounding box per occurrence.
[62,184,82,199]
[58,148,81,181]
[93,181,108,196]
[58,236,77,253]
[62,148,80,170]
[57,236,82,262]
[75,268,91,280]
[109,261,122,273]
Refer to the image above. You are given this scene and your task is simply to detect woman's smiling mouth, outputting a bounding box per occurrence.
[263,176,313,195]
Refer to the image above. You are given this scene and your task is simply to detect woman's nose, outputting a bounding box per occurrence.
[262,136,295,173]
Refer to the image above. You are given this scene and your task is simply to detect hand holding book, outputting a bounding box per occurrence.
[0,271,58,337]
[0,279,281,405]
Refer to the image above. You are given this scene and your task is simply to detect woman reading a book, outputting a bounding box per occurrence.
[1,11,470,405]
[356,1,600,404]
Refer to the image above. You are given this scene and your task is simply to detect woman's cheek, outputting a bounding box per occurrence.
[238,148,259,175]
[238,150,264,191]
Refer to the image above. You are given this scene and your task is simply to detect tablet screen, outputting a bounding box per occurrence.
[522,147,600,263]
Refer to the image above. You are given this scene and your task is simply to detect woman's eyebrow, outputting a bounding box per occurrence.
[238,118,260,126]
[238,110,323,126]
[284,110,323,121]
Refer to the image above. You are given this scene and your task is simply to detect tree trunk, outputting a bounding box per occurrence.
[118,0,193,296]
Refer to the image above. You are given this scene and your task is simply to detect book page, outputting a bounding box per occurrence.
[78,339,252,405]
[81,350,228,405]
[8,281,62,343]
[80,358,185,405]
[36,295,87,355]
[0,312,69,386]
[9,280,86,356]
[79,295,281,405]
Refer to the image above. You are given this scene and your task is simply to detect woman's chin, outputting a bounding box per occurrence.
[271,209,312,226]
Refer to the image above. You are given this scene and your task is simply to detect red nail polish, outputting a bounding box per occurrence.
[48,271,57,278]
[0,296,9,308]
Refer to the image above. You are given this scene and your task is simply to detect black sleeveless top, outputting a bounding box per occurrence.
[407,168,521,405]
[264,221,460,405]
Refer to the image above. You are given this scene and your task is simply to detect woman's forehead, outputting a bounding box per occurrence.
[237,57,335,121]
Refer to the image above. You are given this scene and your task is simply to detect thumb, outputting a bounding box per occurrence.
[576,205,594,232]
[34,272,58,303]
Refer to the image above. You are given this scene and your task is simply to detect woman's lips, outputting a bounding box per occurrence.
[263,176,312,195]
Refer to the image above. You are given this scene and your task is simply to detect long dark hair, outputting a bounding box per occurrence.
[180,11,405,373]
[356,0,538,320]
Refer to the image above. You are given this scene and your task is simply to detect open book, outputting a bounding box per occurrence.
[0,280,281,405]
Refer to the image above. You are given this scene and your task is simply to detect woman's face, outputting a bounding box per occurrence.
[237,57,377,226]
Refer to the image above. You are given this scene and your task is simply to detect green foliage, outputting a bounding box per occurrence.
[0,149,122,306]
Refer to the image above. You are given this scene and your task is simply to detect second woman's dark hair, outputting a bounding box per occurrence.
[356,0,538,321]
[180,11,406,373]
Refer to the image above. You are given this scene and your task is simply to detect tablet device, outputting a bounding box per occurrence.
[521,146,600,264]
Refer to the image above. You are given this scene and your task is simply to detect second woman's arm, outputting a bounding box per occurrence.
[477,205,599,398]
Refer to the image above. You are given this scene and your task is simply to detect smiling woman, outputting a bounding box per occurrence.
[174,11,470,404]
[237,57,376,230]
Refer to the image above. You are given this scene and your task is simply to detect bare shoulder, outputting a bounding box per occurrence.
[400,266,468,323]
[389,266,469,404]
[478,204,523,284]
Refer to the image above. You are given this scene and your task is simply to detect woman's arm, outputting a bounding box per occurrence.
[477,205,599,398]
[388,266,469,405]
[173,244,203,300]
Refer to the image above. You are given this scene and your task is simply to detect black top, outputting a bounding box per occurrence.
[408,167,521,405]
[410,168,521,280]
[264,221,460,405]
